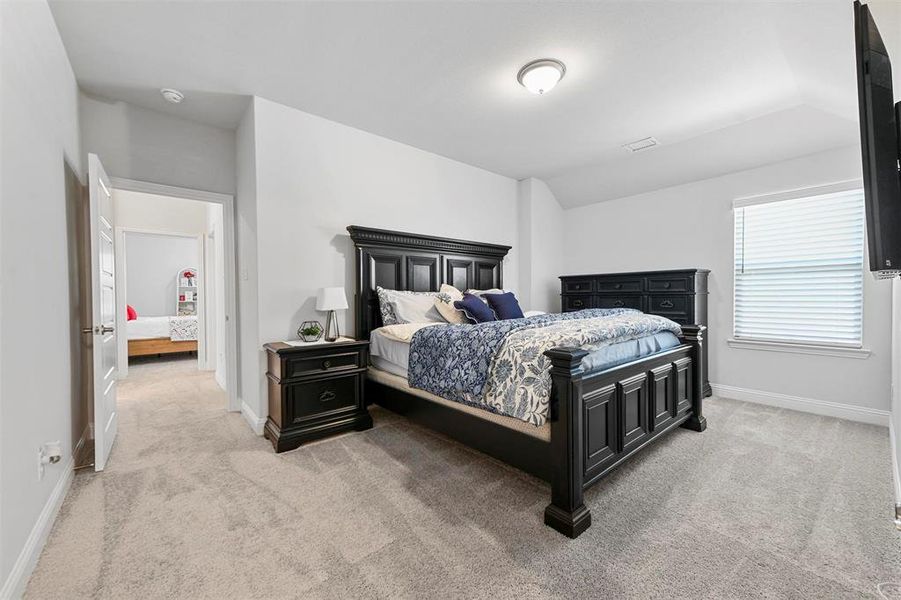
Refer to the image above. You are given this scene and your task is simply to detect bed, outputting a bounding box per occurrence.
[349,225,707,538]
[127,315,198,357]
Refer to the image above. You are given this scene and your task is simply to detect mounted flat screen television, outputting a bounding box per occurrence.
[854,0,901,278]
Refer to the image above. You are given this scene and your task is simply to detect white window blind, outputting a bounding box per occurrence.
[733,189,865,347]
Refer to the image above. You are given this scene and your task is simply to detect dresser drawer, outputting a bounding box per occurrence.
[647,295,690,321]
[596,295,642,310]
[287,374,360,424]
[285,349,362,378]
[563,295,593,311]
[563,279,594,293]
[647,275,691,293]
[597,278,642,293]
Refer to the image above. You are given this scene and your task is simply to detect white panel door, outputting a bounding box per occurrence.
[89,154,119,471]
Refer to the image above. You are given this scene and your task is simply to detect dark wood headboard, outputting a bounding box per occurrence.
[347,226,512,339]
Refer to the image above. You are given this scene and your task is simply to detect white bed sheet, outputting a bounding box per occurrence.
[369,328,411,378]
[127,316,171,340]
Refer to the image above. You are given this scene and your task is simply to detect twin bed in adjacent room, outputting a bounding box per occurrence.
[126,315,198,357]
[347,226,708,538]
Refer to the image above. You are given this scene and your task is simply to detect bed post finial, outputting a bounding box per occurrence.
[544,346,591,538]
[679,324,708,432]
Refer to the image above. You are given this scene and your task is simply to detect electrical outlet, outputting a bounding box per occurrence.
[37,441,62,480]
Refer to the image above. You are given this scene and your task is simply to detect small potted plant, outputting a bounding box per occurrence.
[298,320,323,342]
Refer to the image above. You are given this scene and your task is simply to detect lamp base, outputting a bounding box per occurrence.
[324,310,340,342]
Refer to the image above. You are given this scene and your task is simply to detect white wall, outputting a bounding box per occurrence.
[124,233,200,317]
[518,178,563,313]
[0,0,82,594]
[114,189,209,234]
[238,96,520,420]
[80,93,237,195]
[563,145,892,413]
[235,101,263,427]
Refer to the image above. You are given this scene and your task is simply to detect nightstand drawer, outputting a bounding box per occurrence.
[286,350,361,378]
[287,374,360,423]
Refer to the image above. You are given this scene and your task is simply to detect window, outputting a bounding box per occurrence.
[733,187,865,348]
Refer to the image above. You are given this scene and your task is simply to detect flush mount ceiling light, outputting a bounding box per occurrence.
[517,59,566,95]
[160,88,185,104]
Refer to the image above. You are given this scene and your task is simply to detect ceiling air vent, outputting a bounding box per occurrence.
[622,137,659,152]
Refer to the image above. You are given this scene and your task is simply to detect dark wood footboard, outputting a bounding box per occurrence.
[543,325,707,538]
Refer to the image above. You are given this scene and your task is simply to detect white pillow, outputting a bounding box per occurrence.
[466,288,508,304]
[434,284,469,324]
[376,287,443,325]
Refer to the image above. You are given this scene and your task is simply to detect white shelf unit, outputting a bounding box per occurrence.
[177,267,199,316]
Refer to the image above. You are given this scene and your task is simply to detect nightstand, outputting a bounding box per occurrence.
[263,338,372,453]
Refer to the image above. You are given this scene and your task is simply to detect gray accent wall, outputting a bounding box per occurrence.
[124,233,200,317]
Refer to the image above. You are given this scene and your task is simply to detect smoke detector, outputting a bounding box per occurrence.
[623,137,659,152]
[160,88,185,104]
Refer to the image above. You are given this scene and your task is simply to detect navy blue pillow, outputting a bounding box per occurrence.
[484,292,525,320]
[454,293,496,323]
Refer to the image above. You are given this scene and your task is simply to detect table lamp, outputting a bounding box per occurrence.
[316,287,348,342]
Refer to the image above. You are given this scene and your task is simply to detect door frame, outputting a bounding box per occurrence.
[114,228,206,377]
[110,177,240,412]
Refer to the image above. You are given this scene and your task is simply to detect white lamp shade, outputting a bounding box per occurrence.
[316,287,348,311]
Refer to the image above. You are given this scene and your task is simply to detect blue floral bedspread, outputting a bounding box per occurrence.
[407,309,681,426]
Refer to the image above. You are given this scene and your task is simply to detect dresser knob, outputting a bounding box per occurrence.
[613,300,624,307]
[319,390,336,402]
[573,299,584,308]
[322,360,332,369]
[664,282,671,289]
[615,283,622,289]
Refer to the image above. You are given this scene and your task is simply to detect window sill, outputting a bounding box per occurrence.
[726,338,871,359]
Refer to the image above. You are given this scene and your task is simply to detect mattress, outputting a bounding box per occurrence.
[127,316,171,340]
[367,366,551,441]
[370,326,681,380]
[127,315,199,341]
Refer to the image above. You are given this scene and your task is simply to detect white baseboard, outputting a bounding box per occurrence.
[241,401,266,435]
[710,383,890,427]
[0,456,75,599]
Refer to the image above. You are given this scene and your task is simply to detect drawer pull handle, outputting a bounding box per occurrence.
[319,390,336,403]
[664,282,671,289]
[322,360,332,369]
[660,300,674,309]
[614,283,622,289]
[573,299,584,308]
[613,300,624,308]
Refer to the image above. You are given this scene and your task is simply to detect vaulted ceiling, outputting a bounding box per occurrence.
[50,1,901,207]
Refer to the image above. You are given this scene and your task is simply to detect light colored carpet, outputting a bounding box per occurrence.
[25,357,901,599]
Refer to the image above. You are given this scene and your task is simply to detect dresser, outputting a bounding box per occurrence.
[263,339,372,452]
[560,269,711,397]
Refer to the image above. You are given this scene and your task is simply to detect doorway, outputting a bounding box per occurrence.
[110,179,239,413]
[76,154,240,473]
